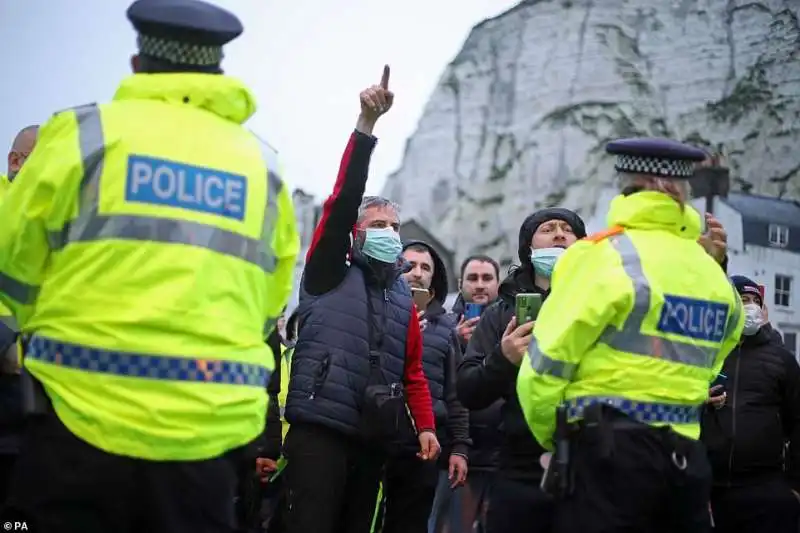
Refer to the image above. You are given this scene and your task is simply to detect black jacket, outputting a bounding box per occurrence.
[449,294,503,471]
[701,324,800,491]
[457,267,547,484]
[400,240,470,460]
[256,330,284,460]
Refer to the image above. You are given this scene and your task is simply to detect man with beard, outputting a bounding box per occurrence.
[376,241,470,533]
[457,207,587,533]
[452,255,501,346]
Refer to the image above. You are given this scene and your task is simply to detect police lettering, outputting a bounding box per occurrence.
[125,155,247,221]
[657,294,729,343]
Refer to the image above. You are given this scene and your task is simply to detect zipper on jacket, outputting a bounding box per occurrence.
[309,353,330,400]
[726,352,742,487]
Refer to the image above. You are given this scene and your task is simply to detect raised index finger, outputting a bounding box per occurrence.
[380,64,390,90]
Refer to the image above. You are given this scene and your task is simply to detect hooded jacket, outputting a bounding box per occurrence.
[456,207,586,483]
[702,323,800,491]
[401,240,470,458]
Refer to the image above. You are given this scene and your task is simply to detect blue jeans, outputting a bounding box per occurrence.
[428,470,494,533]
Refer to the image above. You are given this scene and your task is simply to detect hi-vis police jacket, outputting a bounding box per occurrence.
[0,175,14,325]
[0,174,20,360]
[517,191,744,450]
[0,74,300,461]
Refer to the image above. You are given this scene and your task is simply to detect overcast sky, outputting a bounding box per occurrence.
[0,0,518,199]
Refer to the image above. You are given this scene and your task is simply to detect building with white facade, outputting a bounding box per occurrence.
[690,193,800,359]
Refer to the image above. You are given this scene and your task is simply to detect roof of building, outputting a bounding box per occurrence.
[723,192,800,228]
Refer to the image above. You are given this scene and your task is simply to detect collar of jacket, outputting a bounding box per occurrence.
[741,324,775,348]
[113,73,257,125]
[606,191,702,240]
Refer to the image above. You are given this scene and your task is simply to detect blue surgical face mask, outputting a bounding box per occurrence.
[361,227,402,264]
[531,247,565,278]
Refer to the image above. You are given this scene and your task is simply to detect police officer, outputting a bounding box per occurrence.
[516,138,744,533]
[0,1,299,531]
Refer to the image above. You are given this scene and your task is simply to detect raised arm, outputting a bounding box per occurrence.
[304,65,395,296]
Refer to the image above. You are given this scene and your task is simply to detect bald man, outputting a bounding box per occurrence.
[2,125,39,194]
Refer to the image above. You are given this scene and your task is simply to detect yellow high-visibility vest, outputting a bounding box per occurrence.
[518,192,744,449]
[0,73,300,461]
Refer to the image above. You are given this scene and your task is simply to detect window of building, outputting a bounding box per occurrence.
[775,274,793,307]
[768,224,790,247]
[784,332,798,360]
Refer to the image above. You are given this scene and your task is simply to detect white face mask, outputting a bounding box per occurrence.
[742,303,764,336]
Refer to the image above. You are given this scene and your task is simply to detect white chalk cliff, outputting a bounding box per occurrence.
[381,0,800,267]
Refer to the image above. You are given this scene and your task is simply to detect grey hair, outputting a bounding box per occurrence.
[357,195,401,223]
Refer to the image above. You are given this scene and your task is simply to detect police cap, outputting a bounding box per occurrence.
[127,0,243,68]
[606,138,708,179]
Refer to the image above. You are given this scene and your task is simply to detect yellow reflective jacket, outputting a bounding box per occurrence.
[0,175,13,321]
[278,344,292,439]
[0,174,21,365]
[0,175,10,197]
[0,74,300,461]
[517,192,744,450]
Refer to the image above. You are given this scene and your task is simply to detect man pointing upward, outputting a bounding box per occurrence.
[283,65,439,533]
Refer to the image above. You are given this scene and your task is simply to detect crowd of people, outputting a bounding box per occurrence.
[0,1,799,533]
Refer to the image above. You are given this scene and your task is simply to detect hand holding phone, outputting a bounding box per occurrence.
[411,288,430,312]
[515,293,543,325]
[463,302,484,321]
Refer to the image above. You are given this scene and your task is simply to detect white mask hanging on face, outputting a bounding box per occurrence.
[742,303,764,336]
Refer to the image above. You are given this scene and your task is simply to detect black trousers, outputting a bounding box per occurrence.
[484,474,554,533]
[711,478,800,533]
[0,454,16,508]
[380,454,439,533]
[283,423,384,533]
[554,423,712,533]
[1,410,241,533]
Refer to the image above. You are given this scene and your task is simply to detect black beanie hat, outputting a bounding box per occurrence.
[517,207,587,265]
[731,275,763,306]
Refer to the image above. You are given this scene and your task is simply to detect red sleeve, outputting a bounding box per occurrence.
[403,305,435,432]
[303,131,376,296]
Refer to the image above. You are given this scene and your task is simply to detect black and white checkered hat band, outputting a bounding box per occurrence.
[614,155,695,178]
[138,34,223,66]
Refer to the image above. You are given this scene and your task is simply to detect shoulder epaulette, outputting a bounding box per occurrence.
[51,102,98,118]
[582,225,624,243]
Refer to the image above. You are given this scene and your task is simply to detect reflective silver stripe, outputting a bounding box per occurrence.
[48,105,283,273]
[0,315,18,331]
[528,337,577,380]
[598,234,718,368]
[0,272,39,306]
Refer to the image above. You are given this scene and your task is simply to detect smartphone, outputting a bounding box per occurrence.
[515,293,543,325]
[411,287,430,311]
[463,303,485,321]
[711,373,727,390]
